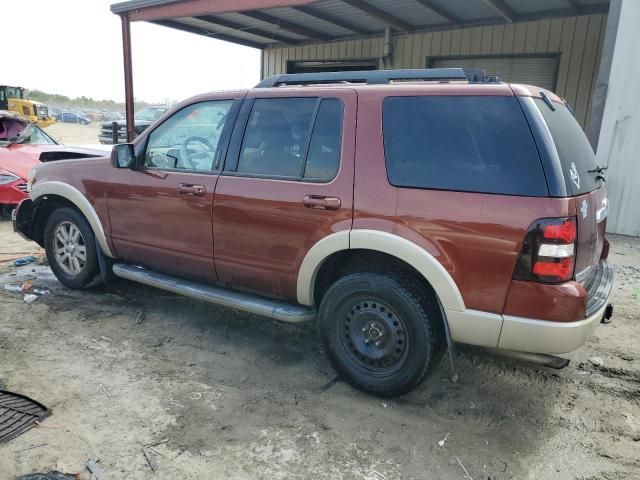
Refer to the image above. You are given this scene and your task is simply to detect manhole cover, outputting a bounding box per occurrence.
[0,390,50,444]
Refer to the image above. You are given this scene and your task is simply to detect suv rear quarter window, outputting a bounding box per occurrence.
[382,96,548,196]
[533,98,598,195]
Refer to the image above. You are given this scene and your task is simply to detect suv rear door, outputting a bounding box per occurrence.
[532,97,607,282]
[212,88,356,302]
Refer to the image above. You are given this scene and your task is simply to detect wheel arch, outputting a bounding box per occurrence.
[30,181,114,258]
[297,229,465,312]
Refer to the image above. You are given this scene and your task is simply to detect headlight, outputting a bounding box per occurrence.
[27,167,37,192]
[0,169,20,185]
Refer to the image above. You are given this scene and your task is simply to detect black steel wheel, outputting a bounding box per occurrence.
[318,270,442,397]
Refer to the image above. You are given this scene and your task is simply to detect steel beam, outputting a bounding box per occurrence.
[151,19,265,49]
[239,11,331,41]
[120,13,135,143]
[196,15,300,44]
[482,0,518,23]
[341,0,413,32]
[414,0,460,24]
[292,5,372,36]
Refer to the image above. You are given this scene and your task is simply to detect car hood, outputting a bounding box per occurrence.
[0,144,108,179]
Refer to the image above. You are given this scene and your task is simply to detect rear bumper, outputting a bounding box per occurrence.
[498,260,614,354]
[498,301,607,354]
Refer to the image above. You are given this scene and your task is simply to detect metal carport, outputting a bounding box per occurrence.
[109,0,613,144]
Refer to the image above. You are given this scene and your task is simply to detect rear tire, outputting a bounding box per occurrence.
[317,270,441,397]
[44,207,100,289]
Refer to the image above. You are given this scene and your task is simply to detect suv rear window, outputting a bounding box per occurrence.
[533,99,598,195]
[383,96,548,196]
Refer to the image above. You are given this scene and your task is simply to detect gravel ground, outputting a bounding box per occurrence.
[0,220,638,479]
[44,122,102,146]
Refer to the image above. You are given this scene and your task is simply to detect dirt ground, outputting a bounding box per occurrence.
[44,122,102,146]
[0,220,638,480]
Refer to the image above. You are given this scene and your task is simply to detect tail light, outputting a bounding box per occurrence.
[513,217,577,283]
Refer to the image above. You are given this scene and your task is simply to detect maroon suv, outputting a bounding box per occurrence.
[13,68,614,396]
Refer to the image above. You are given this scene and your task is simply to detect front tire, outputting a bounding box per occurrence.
[44,207,100,289]
[317,270,441,397]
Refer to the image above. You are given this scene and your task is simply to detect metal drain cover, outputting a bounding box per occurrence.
[0,390,50,444]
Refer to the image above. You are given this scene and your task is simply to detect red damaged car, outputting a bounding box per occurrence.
[0,111,106,216]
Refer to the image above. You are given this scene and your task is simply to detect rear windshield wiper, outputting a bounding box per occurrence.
[588,164,608,181]
[539,91,556,111]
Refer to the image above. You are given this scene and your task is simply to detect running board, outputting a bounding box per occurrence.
[111,264,315,323]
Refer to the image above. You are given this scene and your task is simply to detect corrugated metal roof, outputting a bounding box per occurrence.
[367,0,449,26]
[112,0,610,48]
[263,6,354,37]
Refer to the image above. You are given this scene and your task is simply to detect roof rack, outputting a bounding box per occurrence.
[256,68,476,88]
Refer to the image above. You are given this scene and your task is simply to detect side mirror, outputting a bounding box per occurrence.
[111,143,136,169]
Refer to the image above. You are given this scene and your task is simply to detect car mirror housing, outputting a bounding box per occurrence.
[111,143,136,169]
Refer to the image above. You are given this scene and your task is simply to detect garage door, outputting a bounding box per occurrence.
[430,55,558,91]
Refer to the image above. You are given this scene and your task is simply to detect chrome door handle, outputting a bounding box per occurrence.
[303,195,341,210]
[177,184,206,196]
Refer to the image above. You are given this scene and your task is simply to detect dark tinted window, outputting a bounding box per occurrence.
[533,99,598,195]
[235,97,343,181]
[304,99,343,180]
[238,98,316,177]
[383,96,548,196]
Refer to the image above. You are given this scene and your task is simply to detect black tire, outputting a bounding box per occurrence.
[317,270,442,397]
[44,207,100,289]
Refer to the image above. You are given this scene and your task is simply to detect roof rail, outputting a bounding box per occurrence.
[256,68,472,88]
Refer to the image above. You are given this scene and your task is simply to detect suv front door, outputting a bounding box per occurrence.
[107,96,240,282]
[213,89,356,301]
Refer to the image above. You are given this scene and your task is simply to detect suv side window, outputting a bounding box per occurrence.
[144,100,232,172]
[304,98,343,181]
[234,97,343,181]
[383,96,548,196]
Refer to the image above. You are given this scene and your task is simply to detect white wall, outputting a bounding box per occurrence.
[596,0,640,236]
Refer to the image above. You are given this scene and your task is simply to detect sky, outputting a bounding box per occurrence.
[3,0,261,103]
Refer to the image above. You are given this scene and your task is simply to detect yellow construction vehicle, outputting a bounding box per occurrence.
[0,85,56,128]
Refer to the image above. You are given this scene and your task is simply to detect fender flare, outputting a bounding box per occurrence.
[30,181,115,258]
[296,229,466,312]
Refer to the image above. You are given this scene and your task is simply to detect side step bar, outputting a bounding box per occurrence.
[112,264,315,323]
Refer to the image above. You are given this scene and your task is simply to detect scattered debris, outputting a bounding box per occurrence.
[437,432,450,447]
[17,472,75,480]
[589,357,604,367]
[23,294,38,304]
[3,284,22,293]
[143,445,159,472]
[98,384,112,398]
[456,456,473,479]
[86,458,107,480]
[319,376,339,392]
[13,443,48,453]
[14,256,37,267]
[135,308,145,325]
[189,392,203,400]
[382,402,388,408]
[152,336,172,347]
[0,390,50,444]
[21,279,33,291]
[33,287,51,295]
